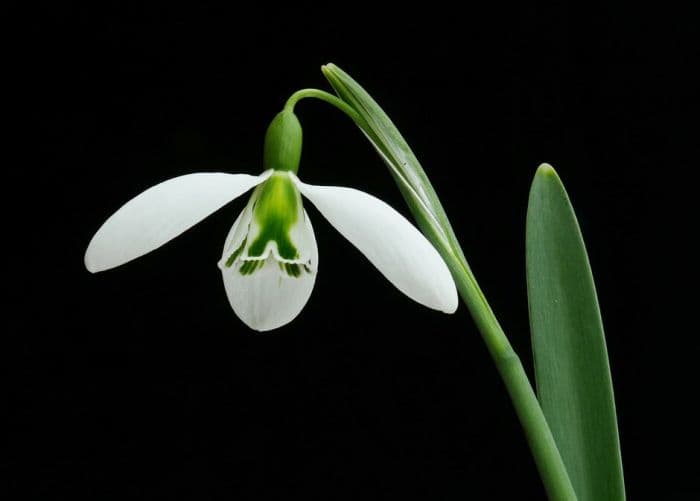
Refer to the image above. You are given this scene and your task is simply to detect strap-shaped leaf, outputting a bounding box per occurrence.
[526,164,625,501]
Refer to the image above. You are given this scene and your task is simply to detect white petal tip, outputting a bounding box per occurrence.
[84,251,101,274]
[441,297,459,314]
[444,285,459,313]
[84,243,119,273]
[421,281,458,314]
[231,298,308,332]
[246,321,285,333]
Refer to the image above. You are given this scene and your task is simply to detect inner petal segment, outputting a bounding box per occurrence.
[220,172,315,278]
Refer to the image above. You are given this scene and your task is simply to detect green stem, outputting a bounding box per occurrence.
[288,82,577,498]
[327,95,577,500]
[443,248,578,500]
[285,89,364,124]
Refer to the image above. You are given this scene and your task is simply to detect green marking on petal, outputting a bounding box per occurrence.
[225,237,247,268]
[248,172,302,260]
[222,172,314,279]
[276,262,311,278]
[239,259,265,276]
[286,263,300,277]
[238,261,251,275]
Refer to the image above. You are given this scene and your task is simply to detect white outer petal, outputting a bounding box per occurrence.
[85,171,271,272]
[293,176,457,313]
[221,209,318,332]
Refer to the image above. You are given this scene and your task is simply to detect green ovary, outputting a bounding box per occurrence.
[247,173,301,261]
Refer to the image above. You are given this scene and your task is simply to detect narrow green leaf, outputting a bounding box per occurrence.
[526,164,625,501]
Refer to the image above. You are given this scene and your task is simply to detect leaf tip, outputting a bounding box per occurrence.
[321,63,337,76]
[536,163,558,178]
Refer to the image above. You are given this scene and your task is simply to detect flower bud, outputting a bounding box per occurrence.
[263,110,303,173]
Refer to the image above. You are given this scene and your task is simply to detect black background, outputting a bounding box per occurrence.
[10,2,696,499]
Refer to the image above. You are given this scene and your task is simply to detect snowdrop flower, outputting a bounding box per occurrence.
[85,110,457,331]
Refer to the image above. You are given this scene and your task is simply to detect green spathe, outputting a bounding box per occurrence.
[263,110,303,173]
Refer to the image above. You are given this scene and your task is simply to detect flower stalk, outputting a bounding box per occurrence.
[443,249,578,500]
[321,63,577,500]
